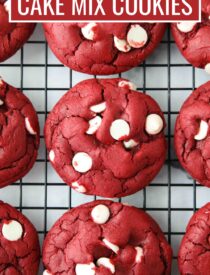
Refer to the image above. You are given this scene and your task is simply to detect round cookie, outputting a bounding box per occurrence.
[43,200,172,275]
[0,200,40,274]
[0,78,40,188]
[0,0,36,62]
[175,81,210,188]
[45,78,167,198]
[43,23,166,75]
[178,203,210,274]
[171,0,210,73]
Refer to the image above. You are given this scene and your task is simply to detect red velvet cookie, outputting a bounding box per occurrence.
[178,203,210,274]
[0,200,40,274]
[45,78,167,198]
[0,78,40,188]
[0,0,36,62]
[43,23,166,75]
[175,81,210,188]
[171,0,210,74]
[43,200,172,275]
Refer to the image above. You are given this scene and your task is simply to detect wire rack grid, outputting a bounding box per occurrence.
[1,24,210,275]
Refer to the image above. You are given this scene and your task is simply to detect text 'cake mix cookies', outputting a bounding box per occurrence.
[43,23,166,75]
[178,203,210,274]
[0,78,40,188]
[0,0,36,62]
[45,78,167,198]
[0,201,40,274]
[175,81,210,188]
[42,200,172,275]
[171,0,210,74]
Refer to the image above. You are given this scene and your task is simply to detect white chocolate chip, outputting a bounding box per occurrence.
[90,102,106,113]
[91,204,110,224]
[122,202,131,206]
[75,263,95,275]
[2,220,23,241]
[81,23,97,40]
[25,117,37,135]
[4,0,10,12]
[86,116,102,135]
[43,270,52,275]
[49,150,55,162]
[72,182,87,193]
[145,114,163,135]
[110,119,130,141]
[177,22,196,33]
[97,258,115,274]
[114,36,131,52]
[103,238,119,254]
[72,152,93,173]
[0,99,4,106]
[205,63,210,74]
[123,139,139,149]
[118,80,137,90]
[194,120,208,141]
[135,247,144,263]
[127,25,148,48]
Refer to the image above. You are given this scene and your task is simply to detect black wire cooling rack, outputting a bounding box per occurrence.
[0,24,209,274]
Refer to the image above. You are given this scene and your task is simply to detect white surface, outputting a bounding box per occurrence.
[135,246,144,263]
[114,36,131,52]
[103,238,120,254]
[145,114,164,135]
[194,120,209,141]
[91,204,110,224]
[2,220,23,241]
[110,119,130,140]
[86,116,102,135]
[176,22,197,33]
[97,258,115,273]
[0,24,210,274]
[81,23,97,40]
[75,263,96,275]
[127,24,148,48]
[72,152,93,173]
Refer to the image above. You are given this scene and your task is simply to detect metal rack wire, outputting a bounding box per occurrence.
[0,25,208,274]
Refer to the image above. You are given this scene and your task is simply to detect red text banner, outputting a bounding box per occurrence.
[10,0,201,22]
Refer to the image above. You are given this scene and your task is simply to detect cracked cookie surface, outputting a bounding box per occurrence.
[0,0,36,62]
[171,0,210,73]
[0,79,40,188]
[42,200,172,275]
[178,203,210,275]
[45,78,166,198]
[42,23,166,75]
[175,81,210,187]
[0,200,40,274]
